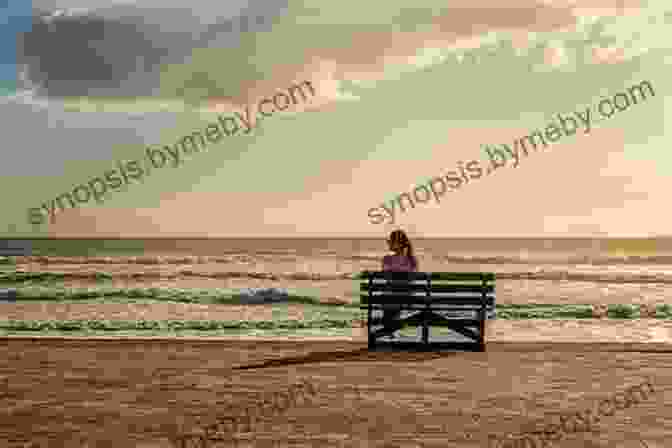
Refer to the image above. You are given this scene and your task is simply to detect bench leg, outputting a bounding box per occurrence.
[422,310,429,346]
[479,307,487,352]
[480,307,486,346]
[367,305,375,349]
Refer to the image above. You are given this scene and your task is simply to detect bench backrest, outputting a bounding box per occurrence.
[359,271,495,306]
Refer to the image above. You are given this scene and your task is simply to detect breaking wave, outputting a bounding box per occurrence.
[6,266,672,284]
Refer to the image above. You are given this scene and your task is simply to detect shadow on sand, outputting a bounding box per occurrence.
[233,346,463,370]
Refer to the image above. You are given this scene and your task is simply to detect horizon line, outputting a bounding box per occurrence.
[2,235,672,240]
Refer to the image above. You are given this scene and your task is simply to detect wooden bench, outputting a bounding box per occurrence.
[359,271,495,351]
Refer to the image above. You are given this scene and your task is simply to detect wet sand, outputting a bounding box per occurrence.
[10,256,672,308]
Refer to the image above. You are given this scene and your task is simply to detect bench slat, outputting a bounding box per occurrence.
[359,271,495,282]
[396,315,483,328]
[360,295,494,305]
[371,341,484,351]
[364,304,493,311]
[369,315,486,326]
[360,283,494,294]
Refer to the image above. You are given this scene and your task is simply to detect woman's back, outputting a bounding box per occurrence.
[382,254,418,272]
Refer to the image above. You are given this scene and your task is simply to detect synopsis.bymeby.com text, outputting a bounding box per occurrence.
[27,80,315,226]
[368,79,656,225]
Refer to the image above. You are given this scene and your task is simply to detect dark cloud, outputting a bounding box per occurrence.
[15,1,288,99]
[16,9,166,97]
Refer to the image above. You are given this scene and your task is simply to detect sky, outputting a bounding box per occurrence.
[1,0,670,238]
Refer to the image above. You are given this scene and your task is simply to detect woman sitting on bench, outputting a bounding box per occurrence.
[383,230,418,273]
[380,230,418,339]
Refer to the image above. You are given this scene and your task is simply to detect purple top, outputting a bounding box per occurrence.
[382,254,418,272]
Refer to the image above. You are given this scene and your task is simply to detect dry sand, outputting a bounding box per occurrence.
[1,338,670,447]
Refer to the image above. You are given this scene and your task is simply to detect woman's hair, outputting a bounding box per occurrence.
[388,229,417,269]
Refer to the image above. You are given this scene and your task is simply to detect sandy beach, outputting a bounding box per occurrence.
[1,337,669,447]
[4,239,672,446]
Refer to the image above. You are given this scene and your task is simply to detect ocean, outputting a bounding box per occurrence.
[4,237,672,306]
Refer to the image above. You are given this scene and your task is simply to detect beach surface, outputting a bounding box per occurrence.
[1,337,669,447]
[3,238,672,446]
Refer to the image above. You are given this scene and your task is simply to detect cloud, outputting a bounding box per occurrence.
[16,9,164,98]
[16,1,288,100]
